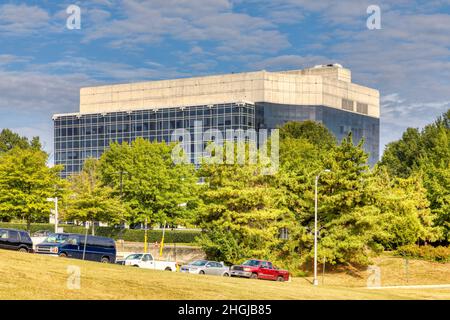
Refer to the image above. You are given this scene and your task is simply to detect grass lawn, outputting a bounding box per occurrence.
[0,250,449,300]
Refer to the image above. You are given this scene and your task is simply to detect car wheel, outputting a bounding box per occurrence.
[250,273,258,279]
[223,272,230,277]
[165,267,172,271]
[18,247,28,253]
[59,252,68,258]
[277,276,285,282]
[101,257,110,263]
[199,270,205,275]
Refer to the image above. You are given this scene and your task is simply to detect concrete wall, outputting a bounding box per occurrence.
[116,240,205,264]
[77,67,379,118]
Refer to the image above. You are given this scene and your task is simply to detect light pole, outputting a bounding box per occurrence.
[113,170,128,225]
[114,170,129,201]
[47,197,59,233]
[313,169,331,286]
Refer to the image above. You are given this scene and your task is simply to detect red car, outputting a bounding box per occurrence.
[230,259,290,281]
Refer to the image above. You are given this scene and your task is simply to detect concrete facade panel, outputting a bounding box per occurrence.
[78,67,379,118]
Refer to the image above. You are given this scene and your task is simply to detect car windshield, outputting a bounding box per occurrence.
[44,234,74,244]
[189,260,208,266]
[125,254,143,260]
[242,260,261,267]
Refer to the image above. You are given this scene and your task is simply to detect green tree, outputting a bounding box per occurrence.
[195,122,441,268]
[197,155,301,267]
[0,129,41,153]
[99,138,198,227]
[380,109,450,242]
[369,171,440,249]
[279,120,336,149]
[380,128,424,178]
[0,148,64,230]
[313,134,384,265]
[63,158,126,235]
[316,136,439,265]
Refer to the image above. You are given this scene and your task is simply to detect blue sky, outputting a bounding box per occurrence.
[1,0,449,162]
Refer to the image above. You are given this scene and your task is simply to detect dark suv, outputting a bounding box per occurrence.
[36,233,116,263]
[0,228,33,252]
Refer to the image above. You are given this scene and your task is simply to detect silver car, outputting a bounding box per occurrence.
[180,260,230,276]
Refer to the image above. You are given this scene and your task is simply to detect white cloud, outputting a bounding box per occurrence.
[0,68,88,156]
[0,54,31,66]
[0,56,191,156]
[0,4,51,35]
[82,0,290,54]
[1,0,449,157]
[246,0,450,152]
[28,57,189,82]
[0,70,88,113]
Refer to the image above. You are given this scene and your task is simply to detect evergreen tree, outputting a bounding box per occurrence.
[197,156,301,266]
[380,109,450,242]
[315,134,384,265]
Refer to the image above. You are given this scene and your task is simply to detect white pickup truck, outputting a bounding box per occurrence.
[117,253,177,272]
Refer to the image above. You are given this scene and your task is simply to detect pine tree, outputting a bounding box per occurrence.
[197,159,300,266]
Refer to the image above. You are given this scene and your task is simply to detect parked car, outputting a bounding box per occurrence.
[230,259,290,281]
[0,228,33,253]
[116,253,177,272]
[35,233,116,263]
[180,260,230,276]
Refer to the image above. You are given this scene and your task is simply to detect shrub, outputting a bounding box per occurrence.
[396,244,450,263]
[0,222,200,243]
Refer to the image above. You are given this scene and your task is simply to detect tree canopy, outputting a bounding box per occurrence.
[0,116,446,270]
[63,158,126,235]
[197,122,441,268]
[380,109,450,242]
[0,129,42,153]
[98,138,199,226]
[0,147,64,230]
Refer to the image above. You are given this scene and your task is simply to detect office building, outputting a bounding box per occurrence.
[53,64,380,177]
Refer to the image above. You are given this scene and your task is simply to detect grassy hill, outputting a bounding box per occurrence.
[0,250,449,300]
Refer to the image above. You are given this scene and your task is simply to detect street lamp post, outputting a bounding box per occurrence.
[114,170,128,222]
[120,171,126,200]
[47,197,59,233]
[313,169,331,286]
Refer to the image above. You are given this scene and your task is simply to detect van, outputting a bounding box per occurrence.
[0,228,33,253]
[35,233,116,263]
